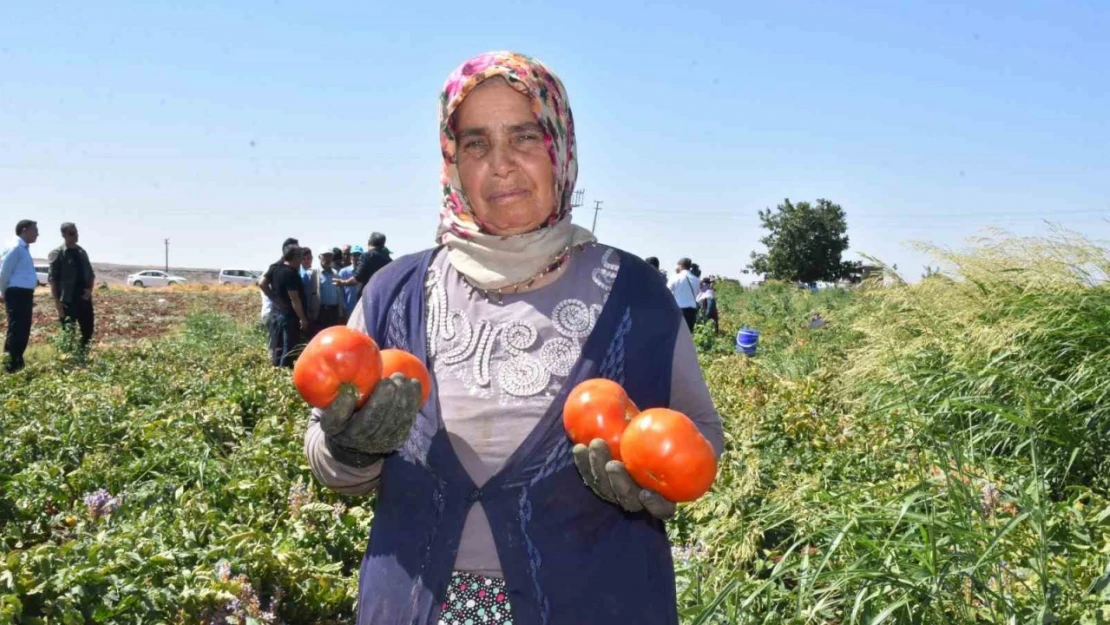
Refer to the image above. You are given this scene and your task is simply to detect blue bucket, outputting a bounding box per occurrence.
[736,328,760,357]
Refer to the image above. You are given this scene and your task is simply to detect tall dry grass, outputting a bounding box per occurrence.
[678,230,1110,624]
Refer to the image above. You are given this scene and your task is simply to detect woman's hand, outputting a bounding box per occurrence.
[318,373,423,466]
[572,439,676,520]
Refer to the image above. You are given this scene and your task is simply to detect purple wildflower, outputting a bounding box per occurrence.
[83,488,120,521]
[216,559,231,582]
[980,480,1001,517]
[225,597,243,621]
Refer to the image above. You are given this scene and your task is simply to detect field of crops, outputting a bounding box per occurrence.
[11,286,260,351]
[2,235,1109,624]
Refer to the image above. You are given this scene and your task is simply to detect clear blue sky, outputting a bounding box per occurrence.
[2,0,1107,281]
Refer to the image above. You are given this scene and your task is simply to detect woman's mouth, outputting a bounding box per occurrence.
[488,189,529,203]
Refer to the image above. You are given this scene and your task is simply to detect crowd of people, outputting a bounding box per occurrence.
[0,212,720,378]
[257,232,393,368]
[1,219,96,373]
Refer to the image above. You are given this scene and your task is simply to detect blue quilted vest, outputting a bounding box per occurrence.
[355,247,681,625]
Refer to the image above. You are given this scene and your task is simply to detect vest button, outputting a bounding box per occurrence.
[467,488,482,503]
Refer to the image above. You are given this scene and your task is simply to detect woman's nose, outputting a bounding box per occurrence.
[488,140,517,176]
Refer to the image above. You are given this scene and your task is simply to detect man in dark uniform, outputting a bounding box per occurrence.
[48,222,97,350]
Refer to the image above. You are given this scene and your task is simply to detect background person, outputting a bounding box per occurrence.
[336,245,363,322]
[267,243,309,368]
[258,237,299,304]
[668,257,701,331]
[299,246,315,302]
[308,249,344,334]
[352,232,391,288]
[0,219,40,373]
[336,233,392,297]
[48,222,96,350]
[697,277,719,333]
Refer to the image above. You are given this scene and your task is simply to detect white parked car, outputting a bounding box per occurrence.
[34,265,50,287]
[127,270,187,288]
[218,268,260,286]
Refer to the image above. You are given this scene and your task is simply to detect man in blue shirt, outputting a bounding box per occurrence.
[310,249,344,334]
[0,219,41,373]
[337,246,363,323]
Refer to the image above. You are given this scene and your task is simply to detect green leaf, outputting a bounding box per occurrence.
[869,597,911,625]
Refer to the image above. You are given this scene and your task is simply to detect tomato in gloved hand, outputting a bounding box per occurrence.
[380,349,432,407]
[293,326,383,409]
[620,408,717,502]
[563,379,639,461]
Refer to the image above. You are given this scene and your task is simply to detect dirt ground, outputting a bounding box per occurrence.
[0,285,260,347]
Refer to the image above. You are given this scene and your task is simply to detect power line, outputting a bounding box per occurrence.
[571,188,585,209]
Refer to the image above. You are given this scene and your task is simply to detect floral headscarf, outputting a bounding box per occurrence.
[437,51,578,241]
[434,51,595,291]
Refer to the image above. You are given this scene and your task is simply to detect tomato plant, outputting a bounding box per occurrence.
[620,408,717,502]
[380,349,432,406]
[562,378,639,460]
[292,326,382,409]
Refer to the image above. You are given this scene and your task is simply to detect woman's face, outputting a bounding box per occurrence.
[454,78,557,236]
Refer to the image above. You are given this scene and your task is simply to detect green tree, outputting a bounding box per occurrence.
[748,198,859,284]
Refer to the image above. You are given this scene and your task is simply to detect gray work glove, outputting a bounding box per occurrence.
[573,438,676,520]
[319,373,422,467]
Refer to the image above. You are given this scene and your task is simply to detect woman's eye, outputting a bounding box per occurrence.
[462,139,487,152]
[516,133,541,143]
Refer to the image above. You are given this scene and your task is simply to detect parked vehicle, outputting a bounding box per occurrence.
[127,270,187,288]
[34,265,49,287]
[218,268,260,286]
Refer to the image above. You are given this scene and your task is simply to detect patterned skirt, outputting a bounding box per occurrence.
[438,571,513,625]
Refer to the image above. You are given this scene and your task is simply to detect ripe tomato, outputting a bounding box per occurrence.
[620,408,717,502]
[292,326,382,409]
[563,379,639,461]
[380,349,432,407]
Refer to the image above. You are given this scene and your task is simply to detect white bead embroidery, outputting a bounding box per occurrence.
[499,354,551,397]
[500,320,538,356]
[540,337,580,377]
[472,321,497,387]
[552,299,594,339]
[428,248,621,401]
[440,312,478,366]
[601,248,619,271]
[592,248,620,291]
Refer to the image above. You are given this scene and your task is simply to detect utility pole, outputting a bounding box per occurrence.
[164,239,169,273]
[571,188,585,209]
[591,200,603,234]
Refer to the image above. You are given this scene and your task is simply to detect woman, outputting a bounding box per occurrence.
[304,51,724,625]
[697,277,719,333]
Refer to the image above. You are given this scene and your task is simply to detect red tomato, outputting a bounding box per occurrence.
[620,408,718,502]
[380,349,432,407]
[292,326,382,409]
[563,379,639,461]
